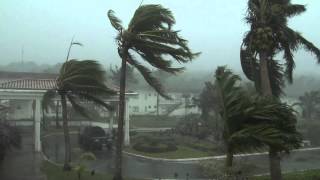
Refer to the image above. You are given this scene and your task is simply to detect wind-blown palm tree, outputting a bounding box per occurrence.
[107,4,199,180]
[42,60,116,170]
[212,66,301,175]
[241,0,320,179]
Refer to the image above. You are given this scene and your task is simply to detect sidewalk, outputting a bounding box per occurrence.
[0,130,47,180]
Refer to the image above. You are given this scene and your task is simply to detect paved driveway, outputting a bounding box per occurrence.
[0,129,46,180]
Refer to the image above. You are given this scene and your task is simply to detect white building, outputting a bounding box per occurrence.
[0,71,136,151]
[128,90,201,116]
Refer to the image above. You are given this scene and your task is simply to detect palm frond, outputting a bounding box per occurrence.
[284,4,306,17]
[71,42,83,46]
[128,4,175,32]
[42,89,57,113]
[295,32,320,63]
[127,53,170,99]
[107,10,123,31]
[66,94,91,120]
[77,92,115,111]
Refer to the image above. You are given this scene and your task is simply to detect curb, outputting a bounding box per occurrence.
[123,146,320,162]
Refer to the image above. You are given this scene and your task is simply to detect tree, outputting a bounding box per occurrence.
[197,82,222,140]
[212,66,301,174]
[107,4,199,180]
[212,66,251,168]
[298,90,320,121]
[42,60,116,170]
[241,0,320,179]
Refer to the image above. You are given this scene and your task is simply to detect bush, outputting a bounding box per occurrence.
[200,159,259,179]
[79,126,108,151]
[132,135,177,153]
[0,122,21,161]
[133,142,177,153]
[175,114,212,139]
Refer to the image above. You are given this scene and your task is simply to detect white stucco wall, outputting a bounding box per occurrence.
[8,99,34,120]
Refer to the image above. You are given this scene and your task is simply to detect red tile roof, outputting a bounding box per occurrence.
[0,79,57,90]
[0,79,130,93]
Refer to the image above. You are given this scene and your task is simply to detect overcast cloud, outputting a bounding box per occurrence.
[0,0,319,74]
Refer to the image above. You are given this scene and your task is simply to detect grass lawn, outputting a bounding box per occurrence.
[131,115,180,128]
[125,145,215,159]
[41,161,139,180]
[250,169,320,180]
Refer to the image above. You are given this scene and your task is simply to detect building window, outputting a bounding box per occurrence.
[154,105,157,108]
[149,105,151,109]
[145,106,147,112]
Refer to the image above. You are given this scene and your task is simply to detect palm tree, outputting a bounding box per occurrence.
[42,60,116,170]
[298,90,320,121]
[107,4,199,180]
[241,0,320,96]
[241,0,320,179]
[212,66,252,167]
[212,66,301,176]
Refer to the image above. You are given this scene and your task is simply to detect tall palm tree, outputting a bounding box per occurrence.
[42,60,116,170]
[241,0,320,179]
[107,4,199,180]
[241,0,320,96]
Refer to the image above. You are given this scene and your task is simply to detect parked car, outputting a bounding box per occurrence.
[79,126,112,151]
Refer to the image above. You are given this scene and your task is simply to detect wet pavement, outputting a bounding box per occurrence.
[0,131,46,180]
[42,133,320,179]
[42,134,204,179]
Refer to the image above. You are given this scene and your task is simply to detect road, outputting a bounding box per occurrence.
[42,133,320,179]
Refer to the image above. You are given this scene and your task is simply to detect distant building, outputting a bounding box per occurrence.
[128,90,200,116]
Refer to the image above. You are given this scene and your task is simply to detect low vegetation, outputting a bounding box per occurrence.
[251,169,320,180]
[130,115,181,128]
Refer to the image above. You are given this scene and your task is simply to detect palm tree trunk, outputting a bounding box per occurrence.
[61,94,71,171]
[55,100,60,128]
[225,146,233,167]
[260,51,282,180]
[259,52,272,96]
[269,148,282,180]
[114,51,127,180]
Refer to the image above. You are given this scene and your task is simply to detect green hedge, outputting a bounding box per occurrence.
[133,142,177,153]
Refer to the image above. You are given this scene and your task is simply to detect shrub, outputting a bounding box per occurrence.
[0,122,21,161]
[200,159,259,179]
[133,142,177,153]
[132,134,177,153]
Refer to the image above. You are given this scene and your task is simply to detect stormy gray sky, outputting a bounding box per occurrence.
[1,0,319,74]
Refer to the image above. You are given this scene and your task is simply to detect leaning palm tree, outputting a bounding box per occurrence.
[212,66,301,174]
[42,60,116,170]
[231,96,301,180]
[211,66,253,167]
[107,4,199,180]
[241,0,320,179]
